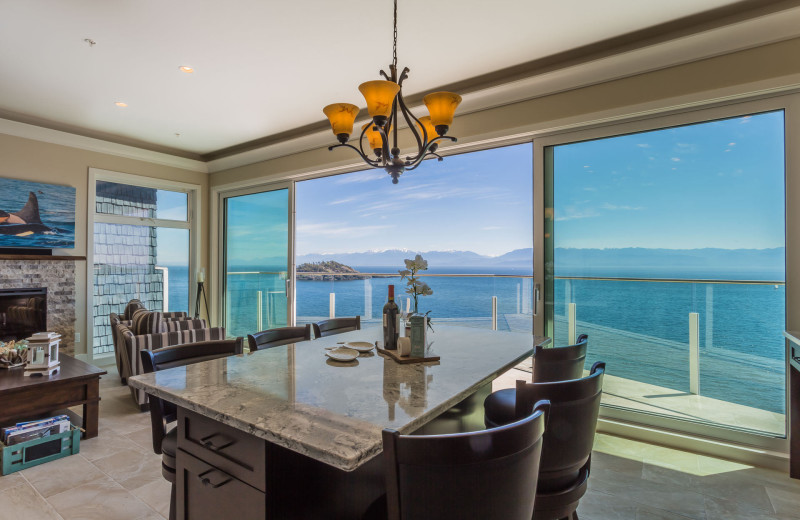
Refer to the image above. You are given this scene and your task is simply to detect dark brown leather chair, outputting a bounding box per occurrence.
[140,338,244,520]
[511,362,605,520]
[247,324,311,351]
[378,400,549,520]
[312,316,361,338]
[484,334,588,428]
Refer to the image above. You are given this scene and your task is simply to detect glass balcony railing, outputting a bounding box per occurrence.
[552,275,786,436]
[294,272,534,333]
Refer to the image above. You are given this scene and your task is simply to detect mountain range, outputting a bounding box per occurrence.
[290,247,784,272]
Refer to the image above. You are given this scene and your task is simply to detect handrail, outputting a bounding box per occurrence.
[228,271,784,284]
[554,275,784,285]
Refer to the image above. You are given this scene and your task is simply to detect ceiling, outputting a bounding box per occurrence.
[1,0,799,167]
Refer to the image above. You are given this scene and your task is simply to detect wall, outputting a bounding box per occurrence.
[209,38,800,187]
[0,134,208,357]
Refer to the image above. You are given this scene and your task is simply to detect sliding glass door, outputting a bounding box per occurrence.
[535,102,788,444]
[222,184,292,339]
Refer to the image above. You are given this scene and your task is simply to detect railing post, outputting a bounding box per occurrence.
[516,283,521,314]
[257,290,263,331]
[329,293,335,319]
[365,280,372,320]
[155,266,169,311]
[690,312,700,394]
[568,303,576,345]
[705,285,713,350]
[491,296,498,330]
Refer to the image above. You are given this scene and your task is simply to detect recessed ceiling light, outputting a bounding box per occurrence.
[115,102,128,107]
[179,66,194,73]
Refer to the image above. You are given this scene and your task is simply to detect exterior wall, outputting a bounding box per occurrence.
[92,182,163,355]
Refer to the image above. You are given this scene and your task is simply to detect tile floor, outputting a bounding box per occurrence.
[1,361,799,519]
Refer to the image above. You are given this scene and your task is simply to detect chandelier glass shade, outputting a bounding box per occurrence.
[322,0,461,184]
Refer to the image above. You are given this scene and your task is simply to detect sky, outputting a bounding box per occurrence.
[553,110,786,249]
[154,190,190,265]
[295,144,534,257]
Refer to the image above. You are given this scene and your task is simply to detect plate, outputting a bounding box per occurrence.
[346,341,375,352]
[325,347,360,362]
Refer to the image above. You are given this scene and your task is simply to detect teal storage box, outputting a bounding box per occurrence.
[0,425,80,475]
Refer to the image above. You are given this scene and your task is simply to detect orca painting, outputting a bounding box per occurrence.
[0,178,76,249]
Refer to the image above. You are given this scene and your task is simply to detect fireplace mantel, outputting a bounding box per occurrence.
[0,255,86,261]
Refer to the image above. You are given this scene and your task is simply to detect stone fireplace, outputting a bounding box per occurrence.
[0,258,76,355]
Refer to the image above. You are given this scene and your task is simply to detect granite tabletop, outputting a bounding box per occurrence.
[128,325,550,471]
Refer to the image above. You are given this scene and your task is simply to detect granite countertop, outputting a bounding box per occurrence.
[128,325,549,471]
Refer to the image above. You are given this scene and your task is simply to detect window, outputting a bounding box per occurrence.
[542,110,786,438]
[294,144,534,331]
[91,173,196,357]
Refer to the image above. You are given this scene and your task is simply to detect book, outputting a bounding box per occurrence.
[2,414,70,446]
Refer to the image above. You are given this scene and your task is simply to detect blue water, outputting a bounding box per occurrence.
[170,264,787,416]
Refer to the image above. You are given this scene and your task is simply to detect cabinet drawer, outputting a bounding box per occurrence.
[177,450,265,520]
[177,408,266,491]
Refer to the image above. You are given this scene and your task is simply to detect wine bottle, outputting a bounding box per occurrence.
[383,285,399,350]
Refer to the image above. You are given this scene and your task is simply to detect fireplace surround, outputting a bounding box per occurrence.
[0,258,76,354]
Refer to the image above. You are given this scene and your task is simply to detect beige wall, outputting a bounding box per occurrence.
[0,133,208,356]
[210,38,800,187]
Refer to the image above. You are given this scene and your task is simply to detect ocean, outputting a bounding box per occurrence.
[165,264,787,419]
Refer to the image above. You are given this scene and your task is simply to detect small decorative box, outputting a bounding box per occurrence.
[409,315,426,358]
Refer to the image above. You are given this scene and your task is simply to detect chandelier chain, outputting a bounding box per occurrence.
[392,0,398,69]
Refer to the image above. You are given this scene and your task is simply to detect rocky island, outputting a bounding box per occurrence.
[296,261,371,281]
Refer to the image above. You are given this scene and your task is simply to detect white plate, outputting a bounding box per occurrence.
[346,341,375,352]
[325,347,360,362]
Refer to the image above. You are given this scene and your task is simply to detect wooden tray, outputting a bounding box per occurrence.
[377,347,440,364]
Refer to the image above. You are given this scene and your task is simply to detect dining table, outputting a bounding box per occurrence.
[128,324,550,519]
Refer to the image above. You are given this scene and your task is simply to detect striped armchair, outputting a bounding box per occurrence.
[114,318,226,408]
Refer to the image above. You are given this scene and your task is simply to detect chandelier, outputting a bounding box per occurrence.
[322,0,462,184]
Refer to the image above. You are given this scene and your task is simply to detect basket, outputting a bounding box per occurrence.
[0,425,80,475]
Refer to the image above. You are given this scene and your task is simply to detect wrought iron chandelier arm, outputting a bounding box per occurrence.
[376,122,393,160]
[396,93,426,160]
[327,143,382,167]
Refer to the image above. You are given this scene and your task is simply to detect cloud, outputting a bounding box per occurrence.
[671,157,681,162]
[297,221,394,237]
[636,144,651,148]
[728,142,736,146]
[333,171,386,184]
[600,203,643,211]
[583,187,597,192]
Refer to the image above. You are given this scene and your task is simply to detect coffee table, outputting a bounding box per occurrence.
[0,354,106,439]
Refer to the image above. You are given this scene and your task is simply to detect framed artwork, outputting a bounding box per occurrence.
[0,177,76,249]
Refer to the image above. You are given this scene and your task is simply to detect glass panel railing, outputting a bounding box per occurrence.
[225,271,288,339]
[293,272,534,332]
[553,275,785,436]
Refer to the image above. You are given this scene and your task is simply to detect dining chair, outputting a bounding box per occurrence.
[312,316,361,338]
[379,400,550,520]
[513,362,606,520]
[140,338,244,520]
[247,324,312,351]
[484,334,588,428]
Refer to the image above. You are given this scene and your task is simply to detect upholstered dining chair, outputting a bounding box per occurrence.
[377,400,550,520]
[503,362,606,520]
[247,324,312,351]
[140,338,244,520]
[483,334,588,428]
[312,316,361,338]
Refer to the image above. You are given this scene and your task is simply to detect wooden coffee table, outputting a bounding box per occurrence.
[0,355,106,439]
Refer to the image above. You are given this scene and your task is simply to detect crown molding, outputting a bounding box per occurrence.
[0,118,208,173]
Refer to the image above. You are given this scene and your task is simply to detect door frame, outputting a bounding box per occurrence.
[533,93,799,455]
[215,181,295,332]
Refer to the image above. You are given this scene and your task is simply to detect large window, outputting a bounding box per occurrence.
[91,174,196,357]
[542,110,786,437]
[294,144,534,331]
